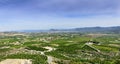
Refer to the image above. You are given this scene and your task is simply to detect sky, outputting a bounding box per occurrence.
[0,0,120,31]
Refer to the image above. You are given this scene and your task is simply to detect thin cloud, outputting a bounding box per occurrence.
[0,0,119,15]
[31,0,120,14]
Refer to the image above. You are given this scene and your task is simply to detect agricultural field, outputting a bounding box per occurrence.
[0,32,120,64]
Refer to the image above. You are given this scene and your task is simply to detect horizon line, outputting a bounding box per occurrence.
[0,25,120,32]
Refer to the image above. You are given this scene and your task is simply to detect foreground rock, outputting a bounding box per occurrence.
[0,59,32,64]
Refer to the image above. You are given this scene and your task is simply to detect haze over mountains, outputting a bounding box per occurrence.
[19,26,120,33]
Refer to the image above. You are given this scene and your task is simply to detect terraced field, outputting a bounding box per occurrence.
[0,33,120,64]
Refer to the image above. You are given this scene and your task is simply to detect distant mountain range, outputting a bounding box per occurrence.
[20,26,120,33]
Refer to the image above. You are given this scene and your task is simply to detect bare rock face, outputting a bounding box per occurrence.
[0,59,32,64]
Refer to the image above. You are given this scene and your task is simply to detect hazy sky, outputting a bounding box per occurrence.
[0,0,120,31]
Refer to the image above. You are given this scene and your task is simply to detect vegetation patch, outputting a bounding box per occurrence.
[26,46,48,51]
